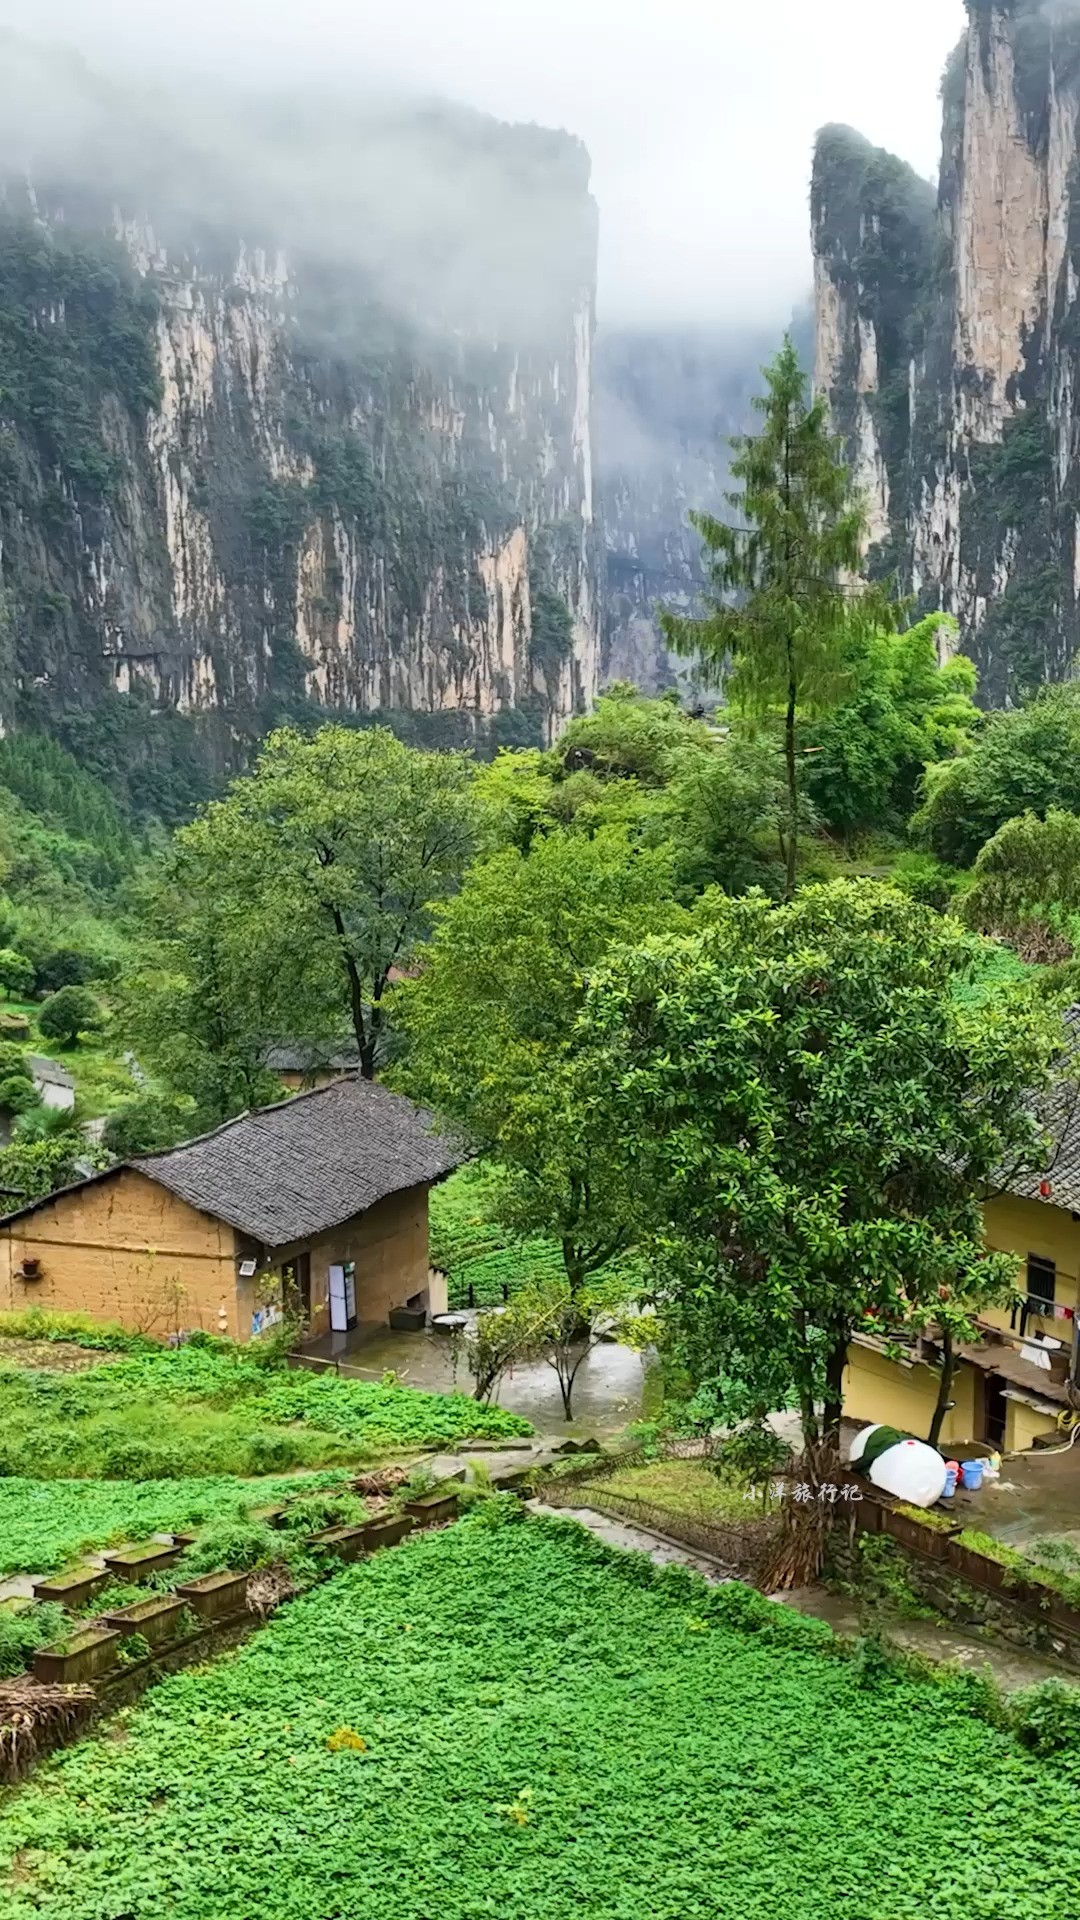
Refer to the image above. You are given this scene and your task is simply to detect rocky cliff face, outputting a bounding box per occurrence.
[812,1,1080,701]
[0,50,600,779]
[596,327,778,697]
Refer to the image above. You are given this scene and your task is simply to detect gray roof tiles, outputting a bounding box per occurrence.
[1,1079,463,1246]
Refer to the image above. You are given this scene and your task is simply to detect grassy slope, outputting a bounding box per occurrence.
[1,994,136,1118]
[0,1514,1076,1919]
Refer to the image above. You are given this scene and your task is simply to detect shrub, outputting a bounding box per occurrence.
[99,1440,187,1481]
[0,948,34,997]
[0,1072,39,1115]
[38,985,101,1046]
[713,1420,792,1483]
[1008,1678,1080,1758]
[0,1042,32,1084]
[245,1431,307,1475]
[178,1520,278,1576]
[102,1094,192,1160]
[0,1600,67,1677]
[0,1012,30,1038]
[31,945,94,993]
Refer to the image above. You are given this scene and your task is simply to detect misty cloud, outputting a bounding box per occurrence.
[0,36,599,351]
[2,0,967,331]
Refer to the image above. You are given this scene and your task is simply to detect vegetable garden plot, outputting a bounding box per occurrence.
[0,1511,1078,1920]
[0,1345,532,1483]
[0,1474,354,1577]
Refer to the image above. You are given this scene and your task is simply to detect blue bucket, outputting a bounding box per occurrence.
[943,1468,957,1497]
[961,1460,984,1491]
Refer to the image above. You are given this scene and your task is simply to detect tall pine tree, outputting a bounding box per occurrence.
[662,340,890,897]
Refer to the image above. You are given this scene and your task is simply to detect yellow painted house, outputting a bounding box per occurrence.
[844,1114,1080,1455]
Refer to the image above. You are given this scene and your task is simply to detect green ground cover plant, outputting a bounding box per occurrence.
[0,1510,1077,1918]
[0,1310,152,1355]
[0,1472,353,1577]
[0,1344,532,1487]
[579,1458,764,1524]
[0,1601,67,1677]
[956,1527,1080,1606]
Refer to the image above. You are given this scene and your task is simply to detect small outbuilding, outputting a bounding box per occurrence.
[27,1055,76,1112]
[0,1079,462,1343]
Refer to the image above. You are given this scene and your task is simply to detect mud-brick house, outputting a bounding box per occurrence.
[844,1065,1080,1454]
[0,1079,461,1343]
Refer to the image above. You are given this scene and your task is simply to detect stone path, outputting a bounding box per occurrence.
[532,1501,734,1582]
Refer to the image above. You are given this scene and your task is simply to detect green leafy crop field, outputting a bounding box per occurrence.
[1,1511,1077,1919]
[0,1471,353,1577]
[0,1343,531,1484]
[430,1165,638,1308]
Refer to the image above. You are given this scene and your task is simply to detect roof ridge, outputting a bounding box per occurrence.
[134,1075,366,1170]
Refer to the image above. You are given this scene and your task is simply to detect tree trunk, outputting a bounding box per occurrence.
[784,659,798,902]
[558,1370,574,1421]
[327,908,373,1078]
[822,1333,848,1467]
[928,1330,956,1450]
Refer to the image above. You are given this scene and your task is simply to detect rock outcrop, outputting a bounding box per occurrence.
[0,46,600,775]
[811,1,1080,701]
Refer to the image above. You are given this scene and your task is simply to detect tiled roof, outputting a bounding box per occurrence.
[27,1054,76,1090]
[136,1079,463,1245]
[0,1080,463,1246]
[264,1043,361,1074]
[1001,1004,1080,1214]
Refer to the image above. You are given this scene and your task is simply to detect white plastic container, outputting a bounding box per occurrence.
[849,1425,947,1508]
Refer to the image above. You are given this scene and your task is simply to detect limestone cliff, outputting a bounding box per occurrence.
[0,47,600,786]
[811,1,1080,701]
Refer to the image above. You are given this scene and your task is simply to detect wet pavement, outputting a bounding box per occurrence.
[950,1441,1080,1553]
[531,1502,733,1582]
[330,1327,647,1440]
[782,1585,1077,1693]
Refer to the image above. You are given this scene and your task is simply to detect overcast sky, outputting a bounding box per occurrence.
[3,0,968,327]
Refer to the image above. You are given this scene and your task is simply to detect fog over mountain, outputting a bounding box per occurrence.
[2,0,966,330]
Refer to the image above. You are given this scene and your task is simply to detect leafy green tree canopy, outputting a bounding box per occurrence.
[118,863,296,1130]
[804,616,980,836]
[577,880,1056,1458]
[662,340,890,895]
[0,949,34,998]
[959,808,1080,959]
[101,1093,194,1161]
[396,825,683,1296]
[38,985,101,1046]
[169,725,483,1081]
[914,682,1080,867]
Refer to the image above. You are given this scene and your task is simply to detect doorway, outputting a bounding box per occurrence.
[281,1253,312,1325]
[982,1373,1007,1450]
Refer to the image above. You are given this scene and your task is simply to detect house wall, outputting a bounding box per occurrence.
[983,1193,1080,1334]
[843,1340,977,1448]
[257,1182,437,1342]
[274,1069,342,1093]
[0,1171,241,1338]
[1004,1397,1062,1452]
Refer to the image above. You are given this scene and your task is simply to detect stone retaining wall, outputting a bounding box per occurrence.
[829,1499,1080,1672]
